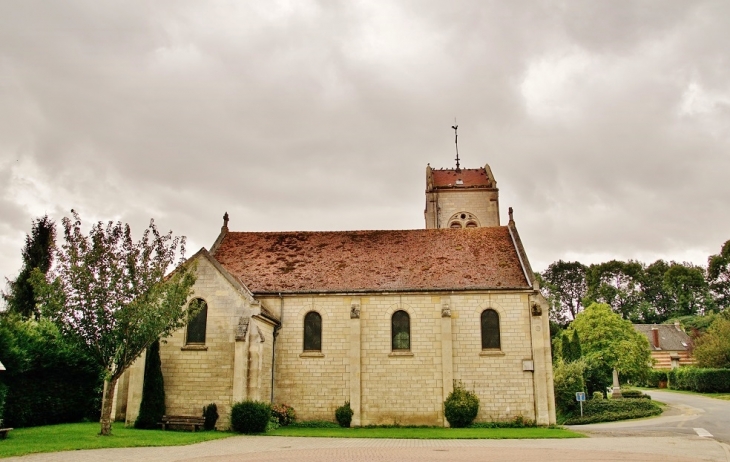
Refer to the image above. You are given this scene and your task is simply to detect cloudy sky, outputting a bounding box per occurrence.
[1,1,729,288]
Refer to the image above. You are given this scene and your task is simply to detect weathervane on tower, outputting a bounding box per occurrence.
[452,120,461,172]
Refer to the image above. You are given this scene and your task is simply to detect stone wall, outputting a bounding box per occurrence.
[269,291,553,426]
[425,189,500,228]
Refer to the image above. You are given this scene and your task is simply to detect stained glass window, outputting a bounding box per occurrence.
[392,310,410,351]
[481,309,500,349]
[186,299,208,344]
[303,311,322,351]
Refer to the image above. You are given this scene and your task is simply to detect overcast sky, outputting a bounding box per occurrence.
[1,1,729,289]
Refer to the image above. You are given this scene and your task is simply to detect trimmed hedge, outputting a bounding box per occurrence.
[563,398,661,425]
[668,367,730,393]
[644,369,668,388]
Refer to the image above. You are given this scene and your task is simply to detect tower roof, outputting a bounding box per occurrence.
[427,164,497,190]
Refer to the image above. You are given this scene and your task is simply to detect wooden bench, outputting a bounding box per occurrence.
[0,428,13,440]
[159,415,205,432]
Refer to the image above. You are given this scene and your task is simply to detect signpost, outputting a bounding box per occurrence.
[575,392,586,417]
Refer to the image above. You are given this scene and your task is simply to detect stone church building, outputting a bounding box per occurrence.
[114,162,556,429]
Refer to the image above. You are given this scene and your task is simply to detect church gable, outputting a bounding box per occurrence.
[211,227,531,294]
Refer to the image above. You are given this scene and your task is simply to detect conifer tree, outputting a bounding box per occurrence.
[134,340,166,429]
[3,216,56,319]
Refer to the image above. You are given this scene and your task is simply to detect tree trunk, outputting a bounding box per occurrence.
[99,375,119,436]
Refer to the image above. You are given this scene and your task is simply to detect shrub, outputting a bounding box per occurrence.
[0,317,103,427]
[668,367,730,393]
[563,398,661,425]
[203,403,219,431]
[553,359,586,417]
[0,382,7,422]
[335,401,354,428]
[469,415,536,428]
[443,382,479,428]
[230,401,271,433]
[271,404,296,427]
[135,340,165,429]
[644,369,668,388]
[592,391,604,400]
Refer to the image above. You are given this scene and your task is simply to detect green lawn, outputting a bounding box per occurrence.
[269,426,584,439]
[0,422,233,459]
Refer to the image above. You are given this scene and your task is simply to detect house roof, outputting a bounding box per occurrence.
[432,168,493,188]
[212,227,531,294]
[633,324,693,351]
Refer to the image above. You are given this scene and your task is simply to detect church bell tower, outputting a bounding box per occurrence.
[424,125,500,229]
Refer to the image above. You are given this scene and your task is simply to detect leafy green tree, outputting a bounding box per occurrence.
[32,211,196,436]
[540,261,587,324]
[693,314,730,368]
[585,260,645,321]
[134,340,165,429]
[567,303,652,395]
[662,263,713,317]
[3,216,56,319]
[707,240,730,311]
[552,359,586,417]
[640,260,672,323]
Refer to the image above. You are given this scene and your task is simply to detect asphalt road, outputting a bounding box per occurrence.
[571,389,730,445]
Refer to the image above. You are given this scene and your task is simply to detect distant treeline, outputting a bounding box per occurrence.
[538,239,730,325]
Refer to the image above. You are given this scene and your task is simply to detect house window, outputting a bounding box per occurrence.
[481,309,500,350]
[303,311,322,351]
[392,310,410,351]
[186,298,208,344]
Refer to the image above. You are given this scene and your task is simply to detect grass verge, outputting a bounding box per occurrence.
[269,426,583,439]
[0,422,232,459]
[639,387,730,401]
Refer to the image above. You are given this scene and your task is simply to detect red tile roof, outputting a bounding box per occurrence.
[432,168,492,188]
[212,228,530,294]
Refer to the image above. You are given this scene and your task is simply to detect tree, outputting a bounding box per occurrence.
[32,211,196,436]
[3,216,56,319]
[640,260,672,323]
[693,314,730,368]
[585,260,644,321]
[567,303,652,395]
[134,340,165,429]
[540,261,587,324]
[662,263,713,317]
[707,240,730,311]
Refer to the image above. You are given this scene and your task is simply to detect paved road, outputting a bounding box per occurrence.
[5,435,730,462]
[571,389,730,445]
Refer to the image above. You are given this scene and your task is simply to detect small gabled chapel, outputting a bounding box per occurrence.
[115,150,556,429]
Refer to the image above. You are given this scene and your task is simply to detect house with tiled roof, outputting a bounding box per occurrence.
[634,323,694,369]
[116,159,556,428]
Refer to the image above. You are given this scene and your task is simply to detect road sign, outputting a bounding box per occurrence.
[576,392,586,402]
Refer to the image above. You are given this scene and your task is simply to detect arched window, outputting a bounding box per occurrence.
[303,311,322,351]
[447,211,480,229]
[186,298,208,344]
[481,309,501,350]
[392,310,410,351]
[450,222,462,228]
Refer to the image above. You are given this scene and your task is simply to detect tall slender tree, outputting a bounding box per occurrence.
[3,216,56,319]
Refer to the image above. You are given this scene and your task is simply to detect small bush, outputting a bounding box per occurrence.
[444,382,479,428]
[230,401,271,434]
[203,403,219,431]
[266,415,280,432]
[592,391,604,400]
[335,401,354,428]
[563,398,661,425]
[271,404,296,426]
[289,420,340,428]
[668,367,730,393]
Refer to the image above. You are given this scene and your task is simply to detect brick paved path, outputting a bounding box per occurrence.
[6,435,730,462]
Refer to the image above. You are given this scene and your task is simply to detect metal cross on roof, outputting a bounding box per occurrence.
[452,122,461,172]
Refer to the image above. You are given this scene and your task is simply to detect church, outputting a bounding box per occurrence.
[114,157,556,429]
